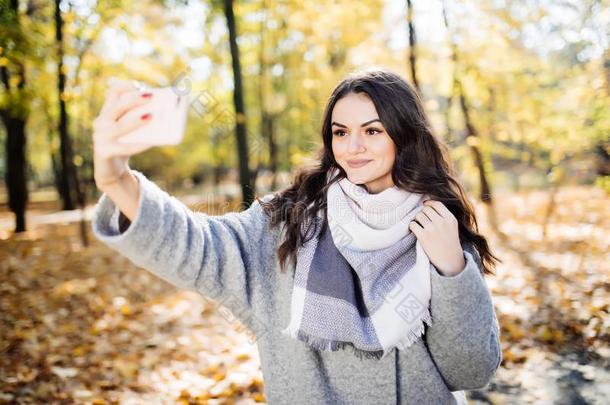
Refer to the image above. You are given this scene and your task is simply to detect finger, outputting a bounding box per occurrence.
[111,107,153,140]
[409,220,423,237]
[92,109,151,143]
[96,141,152,159]
[423,200,452,219]
[107,89,154,122]
[422,206,442,221]
[415,211,431,226]
[99,79,141,117]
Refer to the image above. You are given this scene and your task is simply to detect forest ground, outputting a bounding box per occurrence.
[1,184,608,404]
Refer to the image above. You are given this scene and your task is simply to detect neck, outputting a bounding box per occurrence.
[364,175,394,194]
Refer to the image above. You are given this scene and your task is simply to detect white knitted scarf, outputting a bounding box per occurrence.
[281,167,434,360]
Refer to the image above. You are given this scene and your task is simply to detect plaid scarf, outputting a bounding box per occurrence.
[281,168,434,360]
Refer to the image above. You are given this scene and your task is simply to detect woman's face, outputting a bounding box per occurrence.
[331,92,396,194]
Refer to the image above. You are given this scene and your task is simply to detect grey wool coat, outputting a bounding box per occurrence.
[91,170,503,404]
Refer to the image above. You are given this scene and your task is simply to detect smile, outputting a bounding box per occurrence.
[347,160,372,168]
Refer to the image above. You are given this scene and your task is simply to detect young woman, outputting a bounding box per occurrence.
[91,69,502,404]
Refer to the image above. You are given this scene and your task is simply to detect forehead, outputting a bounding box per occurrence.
[331,92,379,122]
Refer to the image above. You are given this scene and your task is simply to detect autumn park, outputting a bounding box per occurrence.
[0,0,608,404]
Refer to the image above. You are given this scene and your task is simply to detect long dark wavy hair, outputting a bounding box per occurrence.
[256,69,501,276]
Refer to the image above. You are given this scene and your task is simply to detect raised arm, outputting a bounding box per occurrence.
[91,169,274,334]
[424,243,503,391]
[89,79,276,336]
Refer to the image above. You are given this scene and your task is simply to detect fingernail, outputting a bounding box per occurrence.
[141,92,153,98]
[141,113,151,120]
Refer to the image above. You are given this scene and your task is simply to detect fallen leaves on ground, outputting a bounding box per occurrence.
[469,185,609,404]
[0,210,264,404]
[0,184,608,404]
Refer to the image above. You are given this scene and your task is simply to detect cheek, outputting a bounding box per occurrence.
[331,139,345,157]
[371,138,396,161]
[386,145,396,163]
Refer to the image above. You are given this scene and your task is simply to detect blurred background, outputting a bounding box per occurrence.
[0,0,608,403]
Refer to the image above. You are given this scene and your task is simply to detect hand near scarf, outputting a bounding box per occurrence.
[409,200,466,277]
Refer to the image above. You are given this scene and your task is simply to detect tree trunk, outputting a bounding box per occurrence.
[541,169,562,240]
[0,0,29,233]
[441,2,457,145]
[55,0,77,211]
[258,0,279,191]
[2,114,28,233]
[457,77,500,235]
[223,0,255,208]
[406,0,420,93]
[596,49,610,177]
[266,115,278,190]
[441,0,501,236]
[55,0,88,246]
[457,83,491,202]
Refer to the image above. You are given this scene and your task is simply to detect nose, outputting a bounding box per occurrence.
[347,132,365,153]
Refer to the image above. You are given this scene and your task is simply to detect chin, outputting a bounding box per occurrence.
[345,171,374,185]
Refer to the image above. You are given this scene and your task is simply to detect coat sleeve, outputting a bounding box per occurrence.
[90,169,274,335]
[424,242,503,391]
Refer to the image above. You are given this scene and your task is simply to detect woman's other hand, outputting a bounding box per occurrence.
[409,199,466,276]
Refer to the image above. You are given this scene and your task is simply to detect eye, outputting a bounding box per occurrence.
[333,130,347,137]
[366,128,383,135]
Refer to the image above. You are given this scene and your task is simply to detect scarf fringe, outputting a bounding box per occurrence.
[293,329,386,360]
[282,308,434,361]
[394,308,433,352]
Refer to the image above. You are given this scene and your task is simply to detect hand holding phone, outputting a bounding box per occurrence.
[117,86,190,146]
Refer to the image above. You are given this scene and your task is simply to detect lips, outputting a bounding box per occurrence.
[347,159,372,168]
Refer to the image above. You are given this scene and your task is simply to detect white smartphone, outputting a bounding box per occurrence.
[118,86,190,146]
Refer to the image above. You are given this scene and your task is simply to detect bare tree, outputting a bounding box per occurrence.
[257,0,278,190]
[441,0,501,235]
[54,0,88,246]
[223,0,255,207]
[406,0,420,93]
[0,0,29,233]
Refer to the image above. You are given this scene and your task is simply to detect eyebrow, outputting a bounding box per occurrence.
[331,118,382,128]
